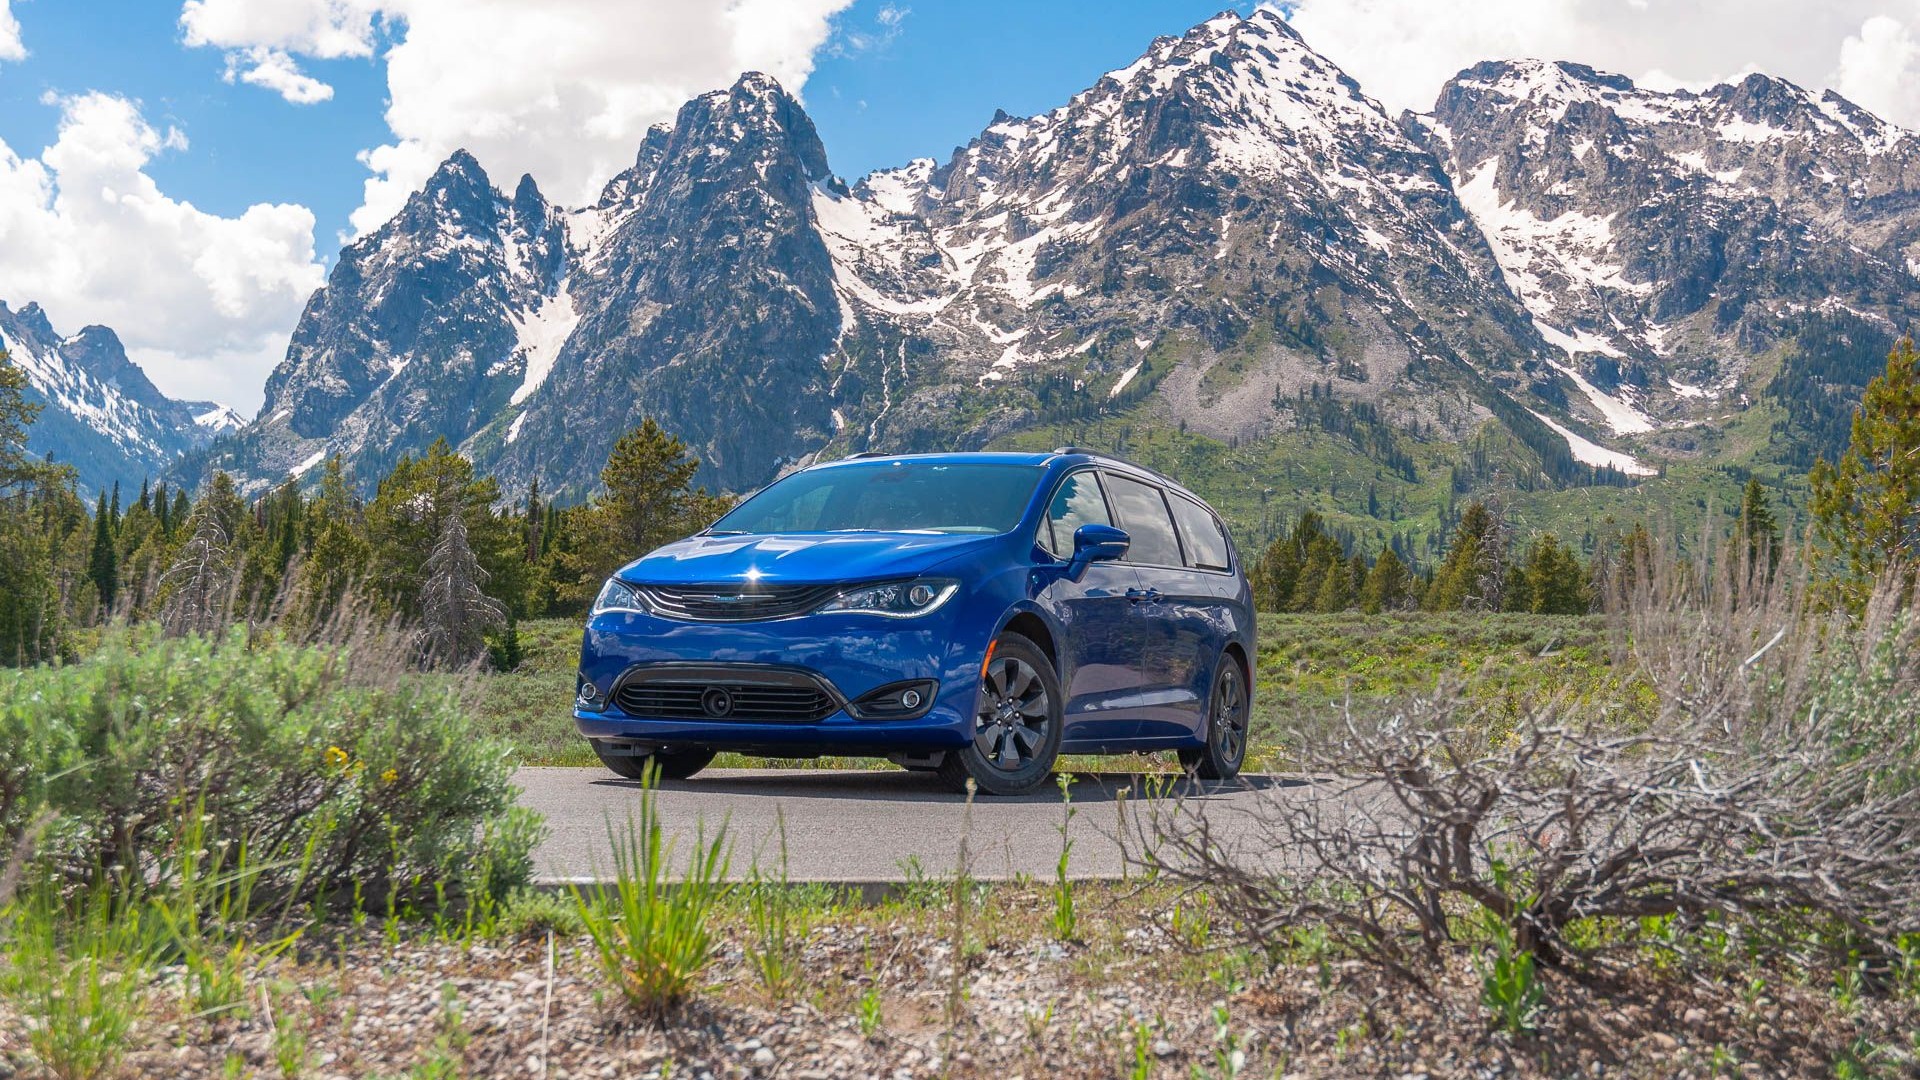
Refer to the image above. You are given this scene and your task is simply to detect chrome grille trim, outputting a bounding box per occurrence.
[632,583,841,622]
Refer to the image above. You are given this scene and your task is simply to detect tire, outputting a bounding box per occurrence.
[592,744,717,782]
[1179,654,1248,781]
[937,633,1063,796]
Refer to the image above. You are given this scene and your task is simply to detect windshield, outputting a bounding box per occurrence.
[711,461,1044,536]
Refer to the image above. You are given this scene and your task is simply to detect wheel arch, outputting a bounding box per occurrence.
[996,605,1061,673]
[1222,639,1252,688]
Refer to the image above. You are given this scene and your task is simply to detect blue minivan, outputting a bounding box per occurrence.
[574,449,1254,795]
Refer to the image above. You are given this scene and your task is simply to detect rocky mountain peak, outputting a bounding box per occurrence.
[662,71,831,186]
[1,298,225,496]
[9,300,55,341]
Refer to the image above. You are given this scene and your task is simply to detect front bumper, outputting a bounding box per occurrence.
[573,608,984,755]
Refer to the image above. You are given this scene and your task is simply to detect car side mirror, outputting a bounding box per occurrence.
[1067,523,1130,581]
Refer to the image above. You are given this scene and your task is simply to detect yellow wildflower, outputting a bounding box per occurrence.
[380,767,398,784]
[324,746,350,769]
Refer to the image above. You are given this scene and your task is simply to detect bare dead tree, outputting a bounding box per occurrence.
[414,506,504,670]
[158,507,235,638]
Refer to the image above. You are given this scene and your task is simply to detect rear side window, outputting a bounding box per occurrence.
[1038,471,1112,557]
[1171,495,1232,572]
[1102,473,1183,567]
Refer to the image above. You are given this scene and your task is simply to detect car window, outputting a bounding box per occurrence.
[1171,495,1232,572]
[712,461,1043,535]
[1038,471,1112,558]
[1101,473,1183,567]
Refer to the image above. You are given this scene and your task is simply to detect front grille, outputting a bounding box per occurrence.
[613,670,840,722]
[633,583,841,622]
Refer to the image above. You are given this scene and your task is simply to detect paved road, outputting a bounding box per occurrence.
[516,767,1317,883]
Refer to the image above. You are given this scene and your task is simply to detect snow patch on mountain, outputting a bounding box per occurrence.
[1546,360,1654,434]
[290,449,327,478]
[1528,409,1656,475]
[509,284,578,406]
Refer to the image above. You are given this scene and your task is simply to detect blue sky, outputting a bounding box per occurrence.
[1,0,1915,409]
[0,0,1245,255]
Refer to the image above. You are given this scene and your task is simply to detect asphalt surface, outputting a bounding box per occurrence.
[516,766,1318,884]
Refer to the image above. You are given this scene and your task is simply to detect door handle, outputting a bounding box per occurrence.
[1126,587,1162,603]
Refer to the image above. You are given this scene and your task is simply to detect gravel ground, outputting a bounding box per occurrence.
[2,884,1913,1079]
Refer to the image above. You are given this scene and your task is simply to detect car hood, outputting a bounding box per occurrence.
[617,532,1000,586]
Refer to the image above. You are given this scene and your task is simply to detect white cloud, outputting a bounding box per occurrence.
[0,0,25,63]
[180,0,856,237]
[833,2,908,57]
[225,46,335,104]
[1281,0,1920,128]
[0,93,325,410]
[180,0,376,58]
[1835,13,1920,127]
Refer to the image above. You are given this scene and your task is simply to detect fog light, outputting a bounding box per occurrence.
[576,678,607,711]
[848,679,938,719]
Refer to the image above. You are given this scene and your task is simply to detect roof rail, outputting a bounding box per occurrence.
[1050,446,1180,487]
[842,450,897,459]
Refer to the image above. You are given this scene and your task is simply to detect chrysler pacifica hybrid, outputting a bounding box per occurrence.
[574,449,1254,795]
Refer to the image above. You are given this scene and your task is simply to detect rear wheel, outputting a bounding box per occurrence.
[593,744,716,782]
[1179,655,1247,781]
[937,634,1062,796]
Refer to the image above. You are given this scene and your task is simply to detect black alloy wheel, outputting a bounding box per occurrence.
[1179,655,1247,781]
[937,633,1063,796]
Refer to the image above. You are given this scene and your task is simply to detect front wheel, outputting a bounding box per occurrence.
[593,744,716,782]
[937,633,1062,796]
[1179,655,1247,781]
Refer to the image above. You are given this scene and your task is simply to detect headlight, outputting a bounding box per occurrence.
[814,578,960,618]
[592,578,646,615]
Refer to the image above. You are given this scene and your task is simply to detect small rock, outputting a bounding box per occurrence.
[1647,1033,1679,1053]
[752,1048,776,1066]
[1681,1008,1707,1027]
[1153,1039,1178,1058]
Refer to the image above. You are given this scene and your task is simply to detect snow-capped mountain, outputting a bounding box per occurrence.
[813,10,1621,467]
[197,8,1920,505]
[0,300,236,497]
[1425,61,1920,459]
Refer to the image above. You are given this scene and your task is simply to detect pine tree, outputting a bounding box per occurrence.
[524,478,544,563]
[0,348,71,663]
[417,502,506,669]
[159,501,233,637]
[1425,501,1509,611]
[1511,533,1590,614]
[89,490,118,614]
[1810,338,1920,603]
[1360,547,1411,613]
[488,612,525,672]
[365,439,518,620]
[565,419,717,601]
[1737,477,1781,572]
[289,458,370,630]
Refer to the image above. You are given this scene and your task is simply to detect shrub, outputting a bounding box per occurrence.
[1141,554,1920,993]
[493,887,585,940]
[0,629,541,913]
